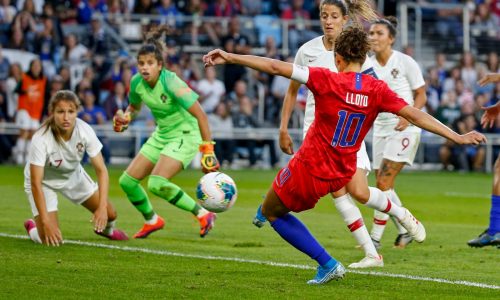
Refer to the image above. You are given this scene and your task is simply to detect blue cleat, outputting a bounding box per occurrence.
[467,230,500,248]
[252,204,267,228]
[307,261,346,285]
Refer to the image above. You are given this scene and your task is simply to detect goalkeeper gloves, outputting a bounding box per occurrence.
[113,109,131,132]
[199,141,220,173]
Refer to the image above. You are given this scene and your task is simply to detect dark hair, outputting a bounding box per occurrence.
[372,16,398,39]
[137,25,171,64]
[334,27,370,64]
[41,90,81,145]
[320,0,378,24]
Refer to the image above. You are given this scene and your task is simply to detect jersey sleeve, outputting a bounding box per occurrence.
[405,56,425,90]
[80,120,103,158]
[28,133,47,167]
[128,74,143,106]
[163,72,199,110]
[377,81,408,114]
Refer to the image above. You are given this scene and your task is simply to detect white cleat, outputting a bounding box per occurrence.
[399,209,426,243]
[348,255,384,269]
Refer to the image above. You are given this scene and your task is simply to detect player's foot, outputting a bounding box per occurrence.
[307,261,346,285]
[95,229,129,241]
[398,209,426,243]
[467,230,500,248]
[348,254,384,269]
[394,233,413,248]
[24,219,36,234]
[133,216,165,239]
[198,212,216,238]
[252,204,267,228]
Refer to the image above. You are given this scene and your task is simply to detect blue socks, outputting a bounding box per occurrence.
[270,213,336,267]
[488,195,500,235]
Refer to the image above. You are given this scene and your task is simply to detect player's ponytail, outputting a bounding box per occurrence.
[41,90,81,145]
[320,1,378,25]
[138,24,171,65]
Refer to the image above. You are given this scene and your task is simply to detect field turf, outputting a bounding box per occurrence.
[0,165,498,299]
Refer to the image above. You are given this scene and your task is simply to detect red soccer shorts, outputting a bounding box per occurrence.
[272,157,351,212]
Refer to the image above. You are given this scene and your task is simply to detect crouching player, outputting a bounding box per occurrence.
[203,27,486,284]
[23,90,128,246]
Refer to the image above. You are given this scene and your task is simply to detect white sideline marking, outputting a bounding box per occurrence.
[1,233,498,290]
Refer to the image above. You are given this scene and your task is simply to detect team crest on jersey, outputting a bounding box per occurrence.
[76,142,84,153]
[391,68,399,79]
[161,94,167,103]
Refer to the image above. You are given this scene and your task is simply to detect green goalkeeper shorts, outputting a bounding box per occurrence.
[140,130,201,169]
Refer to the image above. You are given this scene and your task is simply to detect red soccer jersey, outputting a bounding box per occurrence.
[295,67,408,180]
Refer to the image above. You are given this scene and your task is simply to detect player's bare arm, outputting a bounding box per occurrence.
[398,106,487,145]
[203,49,294,79]
[89,152,109,233]
[279,80,302,155]
[30,164,62,246]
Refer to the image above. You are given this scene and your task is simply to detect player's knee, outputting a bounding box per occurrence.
[147,175,177,200]
[349,187,370,203]
[119,172,139,193]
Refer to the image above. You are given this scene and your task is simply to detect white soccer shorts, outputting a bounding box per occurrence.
[372,131,421,169]
[16,109,40,130]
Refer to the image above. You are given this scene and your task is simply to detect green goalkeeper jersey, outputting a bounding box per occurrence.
[129,69,199,136]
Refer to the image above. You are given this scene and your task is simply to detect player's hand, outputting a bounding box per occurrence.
[395,116,409,131]
[478,73,500,86]
[113,109,131,132]
[92,206,108,233]
[279,130,294,155]
[42,221,63,247]
[202,49,232,67]
[199,141,220,173]
[481,104,500,129]
[455,131,487,145]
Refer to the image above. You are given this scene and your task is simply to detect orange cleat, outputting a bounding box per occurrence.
[133,216,165,239]
[198,212,216,238]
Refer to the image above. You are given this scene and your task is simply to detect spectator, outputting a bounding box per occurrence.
[61,33,90,64]
[133,0,155,14]
[196,66,225,114]
[233,95,259,168]
[103,80,128,120]
[154,0,184,32]
[208,101,235,168]
[0,93,13,162]
[0,0,17,26]
[460,51,479,92]
[13,58,47,165]
[222,38,247,93]
[34,16,60,78]
[87,16,110,57]
[443,66,461,93]
[281,0,318,54]
[0,45,10,82]
[5,63,22,121]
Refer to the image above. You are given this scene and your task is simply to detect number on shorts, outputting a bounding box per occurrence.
[331,110,366,147]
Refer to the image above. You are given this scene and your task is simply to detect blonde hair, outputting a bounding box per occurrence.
[41,90,81,144]
[320,0,378,25]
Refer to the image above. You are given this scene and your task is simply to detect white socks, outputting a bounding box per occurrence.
[334,194,378,258]
[28,227,42,244]
[366,187,405,220]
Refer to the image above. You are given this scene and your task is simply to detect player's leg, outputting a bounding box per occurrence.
[25,187,62,245]
[468,154,500,247]
[374,159,409,245]
[148,150,216,237]
[81,191,129,240]
[265,162,345,284]
[337,170,383,268]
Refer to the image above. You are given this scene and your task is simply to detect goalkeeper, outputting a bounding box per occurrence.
[113,25,220,239]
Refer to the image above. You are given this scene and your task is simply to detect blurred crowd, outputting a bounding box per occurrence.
[0,0,499,171]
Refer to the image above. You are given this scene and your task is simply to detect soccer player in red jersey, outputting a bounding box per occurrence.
[203,27,486,284]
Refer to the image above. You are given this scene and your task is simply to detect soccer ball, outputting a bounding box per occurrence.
[196,172,237,213]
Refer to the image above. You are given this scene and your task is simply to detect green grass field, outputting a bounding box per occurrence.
[0,165,499,299]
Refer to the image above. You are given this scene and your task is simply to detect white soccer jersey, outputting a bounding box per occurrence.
[295,36,376,134]
[24,118,103,190]
[370,50,425,135]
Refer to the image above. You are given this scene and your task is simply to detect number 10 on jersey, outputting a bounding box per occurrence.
[331,110,366,147]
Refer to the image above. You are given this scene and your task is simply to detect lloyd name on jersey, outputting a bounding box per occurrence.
[345,92,368,107]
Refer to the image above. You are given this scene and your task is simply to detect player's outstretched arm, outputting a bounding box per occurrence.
[203,49,294,79]
[398,106,487,145]
[478,73,500,86]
